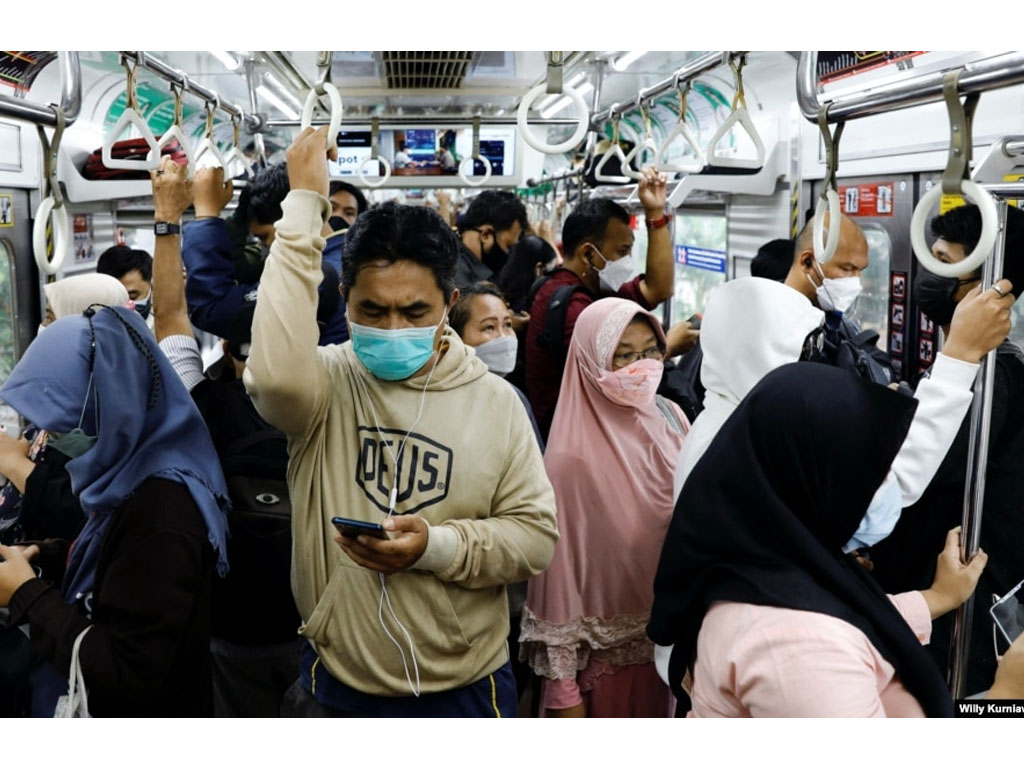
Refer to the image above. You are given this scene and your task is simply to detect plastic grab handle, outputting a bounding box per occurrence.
[594,144,630,184]
[622,137,659,181]
[656,120,705,174]
[358,155,392,188]
[706,107,765,170]
[911,181,998,277]
[458,155,492,187]
[101,107,161,171]
[223,146,255,179]
[32,196,70,276]
[148,124,194,176]
[193,137,226,170]
[516,82,590,155]
[301,82,343,152]
[813,188,841,264]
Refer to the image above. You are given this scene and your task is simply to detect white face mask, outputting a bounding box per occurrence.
[474,335,517,376]
[806,261,862,314]
[591,246,636,293]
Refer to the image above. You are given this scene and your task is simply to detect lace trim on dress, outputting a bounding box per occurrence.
[518,606,655,680]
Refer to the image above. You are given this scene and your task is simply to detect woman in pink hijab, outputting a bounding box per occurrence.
[520,297,688,717]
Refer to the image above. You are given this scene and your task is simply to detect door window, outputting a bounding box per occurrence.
[671,213,728,324]
[845,224,891,351]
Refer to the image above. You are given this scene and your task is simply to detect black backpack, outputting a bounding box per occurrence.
[529,274,586,367]
[834,328,894,387]
[198,382,299,646]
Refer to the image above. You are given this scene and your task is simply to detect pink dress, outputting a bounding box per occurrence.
[689,592,932,717]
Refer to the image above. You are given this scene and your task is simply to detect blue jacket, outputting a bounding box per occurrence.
[181,217,348,344]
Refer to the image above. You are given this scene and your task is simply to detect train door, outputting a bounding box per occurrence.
[667,206,728,326]
[809,174,914,381]
[0,188,36,433]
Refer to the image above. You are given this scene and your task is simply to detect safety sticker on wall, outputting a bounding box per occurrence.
[839,183,894,217]
[0,194,13,227]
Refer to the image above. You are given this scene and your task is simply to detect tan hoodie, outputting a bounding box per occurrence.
[244,190,558,696]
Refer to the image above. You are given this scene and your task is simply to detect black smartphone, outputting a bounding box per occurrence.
[687,313,702,330]
[331,517,389,541]
[991,577,1024,648]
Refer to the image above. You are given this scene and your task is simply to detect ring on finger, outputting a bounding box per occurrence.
[992,284,1007,298]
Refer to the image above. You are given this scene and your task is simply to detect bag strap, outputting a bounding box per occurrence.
[539,283,584,367]
[656,394,687,436]
[61,624,93,718]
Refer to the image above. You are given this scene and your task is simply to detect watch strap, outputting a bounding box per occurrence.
[154,221,181,236]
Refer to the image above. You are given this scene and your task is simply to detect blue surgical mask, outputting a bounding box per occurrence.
[349,312,446,381]
[844,474,903,552]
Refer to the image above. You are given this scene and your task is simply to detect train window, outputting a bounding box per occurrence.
[845,224,891,351]
[671,213,728,323]
[0,239,18,436]
[1010,296,1024,350]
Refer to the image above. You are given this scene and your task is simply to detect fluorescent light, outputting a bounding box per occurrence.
[537,72,589,111]
[540,82,594,119]
[257,85,299,120]
[613,51,648,72]
[263,72,303,109]
[210,50,240,71]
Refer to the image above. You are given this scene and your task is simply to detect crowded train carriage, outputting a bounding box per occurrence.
[2,49,1024,724]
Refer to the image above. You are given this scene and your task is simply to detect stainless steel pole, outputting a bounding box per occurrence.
[0,51,81,127]
[948,198,1008,699]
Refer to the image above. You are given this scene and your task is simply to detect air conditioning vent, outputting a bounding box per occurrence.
[381,51,474,90]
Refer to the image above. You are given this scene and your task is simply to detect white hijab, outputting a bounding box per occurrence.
[673,277,824,498]
[44,273,130,320]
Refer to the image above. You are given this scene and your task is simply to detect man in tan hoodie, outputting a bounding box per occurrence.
[244,127,558,717]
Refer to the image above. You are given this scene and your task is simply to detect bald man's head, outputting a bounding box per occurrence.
[784,213,869,307]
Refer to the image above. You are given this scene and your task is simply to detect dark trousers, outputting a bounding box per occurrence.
[210,638,303,717]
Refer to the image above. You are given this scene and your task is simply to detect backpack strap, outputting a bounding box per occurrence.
[655,394,686,436]
[538,283,585,367]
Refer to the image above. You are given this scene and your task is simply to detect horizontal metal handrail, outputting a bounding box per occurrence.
[587,51,731,127]
[797,51,1024,123]
[266,115,584,128]
[0,51,81,127]
[119,51,258,129]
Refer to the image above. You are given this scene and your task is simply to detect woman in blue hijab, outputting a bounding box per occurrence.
[0,305,229,716]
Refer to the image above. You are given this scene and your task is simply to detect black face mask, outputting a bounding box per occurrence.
[482,240,508,276]
[915,270,976,326]
[328,215,348,233]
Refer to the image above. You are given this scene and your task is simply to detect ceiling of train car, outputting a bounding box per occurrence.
[85,51,792,120]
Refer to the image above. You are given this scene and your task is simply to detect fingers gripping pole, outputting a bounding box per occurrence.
[359,117,392,188]
[459,115,492,187]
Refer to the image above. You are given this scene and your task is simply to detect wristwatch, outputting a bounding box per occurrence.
[645,212,672,230]
[154,221,181,236]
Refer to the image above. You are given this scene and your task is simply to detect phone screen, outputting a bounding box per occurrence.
[991,578,1024,647]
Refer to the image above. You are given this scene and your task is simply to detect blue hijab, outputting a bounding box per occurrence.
[0,306,229,605]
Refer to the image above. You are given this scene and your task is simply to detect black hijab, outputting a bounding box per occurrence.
[647,362,954,717]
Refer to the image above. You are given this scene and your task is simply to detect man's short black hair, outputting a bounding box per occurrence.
[97,245,152,282]
[931,204,1024,297]
[329,181,369,215]
[561,198,631,258]
[751,238,793,282]
[342,202,460,302]
[458,190,528,236]
[237,162,290,227]
[449,281,507,337]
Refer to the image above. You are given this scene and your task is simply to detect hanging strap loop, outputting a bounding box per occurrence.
[37,106,65,210]
[941,69,980,195]
[458,115,491,187]
[812,103,845,263]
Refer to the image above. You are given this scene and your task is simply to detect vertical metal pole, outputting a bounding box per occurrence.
[244,58,267,168]
[949,199,1008,698]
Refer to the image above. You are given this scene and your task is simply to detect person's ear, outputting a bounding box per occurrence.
[448,287,461,314]
[534,261,545,278]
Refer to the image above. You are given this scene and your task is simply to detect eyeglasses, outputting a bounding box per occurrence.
[612,346,664,367]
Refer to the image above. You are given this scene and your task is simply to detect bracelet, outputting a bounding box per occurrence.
[645,212,671,230]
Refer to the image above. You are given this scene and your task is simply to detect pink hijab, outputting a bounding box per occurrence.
[521,297,688,680]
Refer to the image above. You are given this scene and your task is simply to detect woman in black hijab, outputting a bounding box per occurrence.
[647,362,986,717]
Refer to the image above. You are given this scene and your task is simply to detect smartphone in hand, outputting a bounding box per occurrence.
[331,516,389,541]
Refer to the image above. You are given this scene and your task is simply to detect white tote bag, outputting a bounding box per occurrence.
[54,625,93,718]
